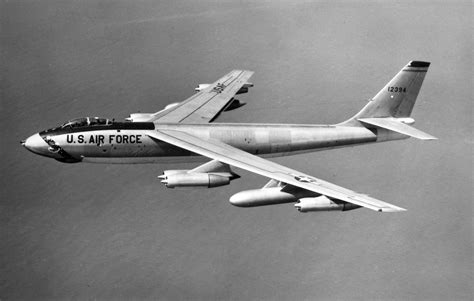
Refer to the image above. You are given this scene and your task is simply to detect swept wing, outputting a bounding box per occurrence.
[150,70,254,123]
[146,130,406,212]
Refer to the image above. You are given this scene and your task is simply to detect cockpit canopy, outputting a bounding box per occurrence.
[61,117,112,128]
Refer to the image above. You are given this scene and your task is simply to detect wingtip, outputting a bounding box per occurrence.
[408,61,431,68]
[417,132,438,140]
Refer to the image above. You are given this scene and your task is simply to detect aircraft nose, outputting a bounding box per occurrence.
[23,133,49,155]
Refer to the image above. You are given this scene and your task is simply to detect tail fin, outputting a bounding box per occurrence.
[341,61,430,125]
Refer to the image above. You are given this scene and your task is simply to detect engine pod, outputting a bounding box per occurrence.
[161,172,230,188]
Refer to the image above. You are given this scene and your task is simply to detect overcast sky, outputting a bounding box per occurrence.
[1,1,472,300]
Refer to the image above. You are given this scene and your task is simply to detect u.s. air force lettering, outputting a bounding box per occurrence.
[66,134,142,144]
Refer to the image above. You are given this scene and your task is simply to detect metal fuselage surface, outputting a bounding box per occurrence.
[32,121,405,164]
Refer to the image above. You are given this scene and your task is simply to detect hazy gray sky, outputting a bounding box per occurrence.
[1,1,471,300]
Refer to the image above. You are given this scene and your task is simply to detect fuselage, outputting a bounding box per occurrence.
[23,120,407,164]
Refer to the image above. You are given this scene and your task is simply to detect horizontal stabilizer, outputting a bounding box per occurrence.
[358,118,437,140]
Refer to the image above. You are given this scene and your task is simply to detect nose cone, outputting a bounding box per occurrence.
[23,133,49,155]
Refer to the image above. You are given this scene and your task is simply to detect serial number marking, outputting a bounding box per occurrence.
[66,134,142,145]
[388,86,407,93]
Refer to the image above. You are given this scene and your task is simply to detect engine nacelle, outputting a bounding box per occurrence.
[195,83,211,92]
[223,99,246,112]
[159,172,230,188]
[395,117,415,125]
[236,83,253,95]
[164,102,180,110]
[161,170,188,177]
[294,196,360,212]
[230,187,314,207]
[236,87,248,95]
[125,113,154,122]
[126,103,181,122]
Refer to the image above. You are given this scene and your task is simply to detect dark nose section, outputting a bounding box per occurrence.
[22,133,49,155]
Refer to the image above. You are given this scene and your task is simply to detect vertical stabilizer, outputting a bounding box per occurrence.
[340,61,430,125]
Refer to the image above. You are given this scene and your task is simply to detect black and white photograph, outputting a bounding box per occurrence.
[1,1,471,300]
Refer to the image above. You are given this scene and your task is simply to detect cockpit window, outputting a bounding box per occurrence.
[88,117,110,125]
[62,118,86,128]
[61,117,111,128]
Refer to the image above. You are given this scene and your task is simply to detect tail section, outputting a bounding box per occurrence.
[340,61,436,140]
[342,61,430,124]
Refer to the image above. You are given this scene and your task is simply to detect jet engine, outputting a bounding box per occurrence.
[223,99,246,111]
[125,113,154,122]
[158,170,231,188]
[236,82,253,95]
[195,84,211,92]
[126,103,180,122]
[294,196,360,212]
[163,102,180,110]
